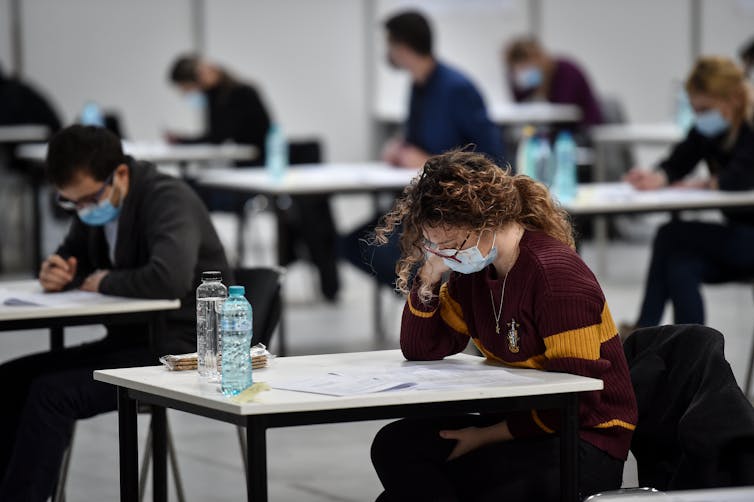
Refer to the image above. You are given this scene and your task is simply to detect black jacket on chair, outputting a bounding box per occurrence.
[624,324,754,490]
[56,158,232,355]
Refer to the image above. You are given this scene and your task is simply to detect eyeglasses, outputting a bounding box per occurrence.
[422,231,471,263]
[55,173,114,211]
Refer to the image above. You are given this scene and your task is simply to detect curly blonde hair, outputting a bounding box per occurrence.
[374,150,574,301]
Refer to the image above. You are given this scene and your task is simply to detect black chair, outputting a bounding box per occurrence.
[233,266,285,353]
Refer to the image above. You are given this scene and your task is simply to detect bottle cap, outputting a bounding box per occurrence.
[201,271,222,281]
[229,285,245,296]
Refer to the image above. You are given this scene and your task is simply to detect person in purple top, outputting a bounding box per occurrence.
[504,37,604,130]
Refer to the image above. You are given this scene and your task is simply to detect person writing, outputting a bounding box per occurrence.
[370,151,637,501]
[624,56,754,330]
[0,125,232,501]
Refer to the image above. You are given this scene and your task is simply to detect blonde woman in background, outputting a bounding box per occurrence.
[625,56,754,329]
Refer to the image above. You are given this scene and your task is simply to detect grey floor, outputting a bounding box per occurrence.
[2,195,753,501]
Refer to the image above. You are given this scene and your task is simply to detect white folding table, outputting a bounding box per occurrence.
[94,350,603,502]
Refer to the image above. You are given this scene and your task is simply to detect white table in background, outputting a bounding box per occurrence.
[199,162,416,341]
[374,101,582,126]
[94,349,602,502]
[0,279,180,350]
[561,183,754,274]
[587,486,754,501]
[0,124,50,143]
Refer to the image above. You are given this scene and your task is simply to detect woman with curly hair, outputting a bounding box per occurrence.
[370,150,637,502]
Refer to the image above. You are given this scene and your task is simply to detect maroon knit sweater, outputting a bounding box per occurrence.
[402,230,638,461]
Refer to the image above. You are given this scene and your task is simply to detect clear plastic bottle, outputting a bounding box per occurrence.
[265,123,288,183]
[516,125,536,178]
[533,134,555,187]
[552,130,578,204]
[221,286,253,396]
[196,271,228,379]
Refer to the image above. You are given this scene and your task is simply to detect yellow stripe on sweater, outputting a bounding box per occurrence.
[407,294,436,318]
[532,410,555,434]
[472,339,546,369]
[593,419,636,431]
[439,283,470,336]
[543,303,618,361]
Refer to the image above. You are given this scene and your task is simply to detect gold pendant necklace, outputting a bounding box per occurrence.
[489,273,507,335]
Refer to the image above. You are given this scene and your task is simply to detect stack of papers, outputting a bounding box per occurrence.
[0,288,113,308]
[271,360,540,397]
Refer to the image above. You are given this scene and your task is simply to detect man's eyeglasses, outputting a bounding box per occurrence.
[55,173,114,211]
[422,232,471,263]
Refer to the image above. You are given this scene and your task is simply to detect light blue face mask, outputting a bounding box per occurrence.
[77,190,121,226]
[442,231,498,275]
[694,109,729,138]
[185,90,207,110]
[514,66,543,91]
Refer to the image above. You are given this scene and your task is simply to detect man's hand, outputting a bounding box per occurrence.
[39,255,77,292]
[80,270,109,292]
[623,168,668,191]
[395,144,430,168]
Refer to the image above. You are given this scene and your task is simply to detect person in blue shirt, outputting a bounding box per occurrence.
[345,10,506,287]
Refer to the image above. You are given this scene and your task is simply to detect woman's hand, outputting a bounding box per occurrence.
[440,421,513,461]
[624,168,668,191]
[419,253,449,287]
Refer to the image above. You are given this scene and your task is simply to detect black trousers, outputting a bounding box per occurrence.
[0,334,153,502]
[371,416,624,502]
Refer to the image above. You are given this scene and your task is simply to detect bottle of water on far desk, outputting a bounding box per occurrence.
[265,123,288,183]
[552,130,578,204]
[221,286,253,396]
[533,134,555,187]
[196,271,227,379]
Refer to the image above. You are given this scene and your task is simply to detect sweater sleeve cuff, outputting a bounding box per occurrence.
[506,410,556,439]
[407,277,442,316]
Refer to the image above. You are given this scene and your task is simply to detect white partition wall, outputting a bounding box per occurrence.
[204,0,370,163]
[0,0,12,71]
[19,0,198,139]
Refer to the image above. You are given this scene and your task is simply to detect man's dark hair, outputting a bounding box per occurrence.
[740,36,754,65]
[46,125,125,186]
[384,11,433,56]
[169,54,200,84]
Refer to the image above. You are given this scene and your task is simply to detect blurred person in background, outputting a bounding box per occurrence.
[624,56,754,333]
[504,37,603,131]
[344,10,505,288]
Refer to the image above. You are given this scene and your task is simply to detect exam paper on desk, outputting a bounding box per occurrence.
[0,288,120,307]
[270,360,541,397]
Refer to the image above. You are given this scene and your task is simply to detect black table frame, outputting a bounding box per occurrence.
[115,386,581,502]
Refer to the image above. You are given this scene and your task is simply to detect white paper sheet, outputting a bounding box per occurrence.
[0,288,115,308]
[271,359,541,397]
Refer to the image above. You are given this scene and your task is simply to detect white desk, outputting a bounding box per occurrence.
[375,101,582,126]
[198,161,414,195]
[0,124,50,143]
[587,486,754,501]
[16,140,257,165]
[95,349,603,502]
[0,279,180,350]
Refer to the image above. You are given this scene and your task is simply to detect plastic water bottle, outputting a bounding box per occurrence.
[552,131,578,204]
[196,271,228,379]
[516,126,537,178]
[80,101,105,127]
[221,285,253,396]
[265,123,288,183]
[533,134,555,187]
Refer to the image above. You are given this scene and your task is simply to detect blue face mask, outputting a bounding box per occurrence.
[77,190,121,226]
[514,66,543,91]
[185,90,207,110]
[442,231,498,275]
[694,109,729,138]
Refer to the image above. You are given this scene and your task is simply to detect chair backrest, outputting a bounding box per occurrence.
[623,324,754,490]
[597,94,635,180]
[232,267,284,347]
